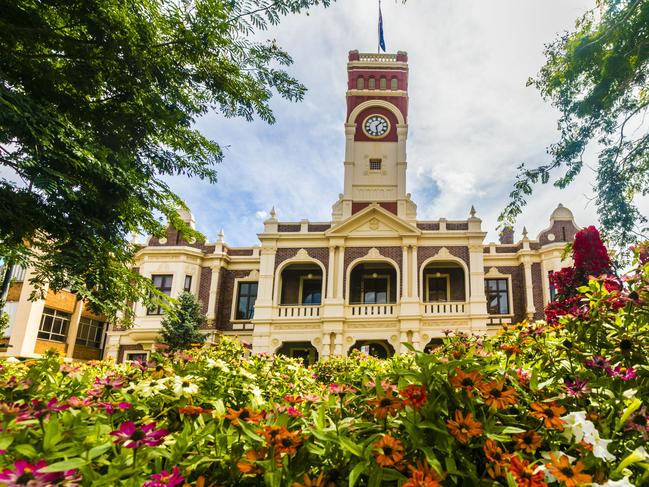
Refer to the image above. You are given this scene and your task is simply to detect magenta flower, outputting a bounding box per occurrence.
[607,365,638,381]
[0,459,79,486]
[624,405,649,439]
[32,398,70,418]
[516,368,531,383]
[88,375,124,397]
[143,466,184,487]
[287,406,303,417]
[328,384,356,395]
[564,378,591,397]
[584,355,611,369]
[111,421,168,448]
[67,396,93,408]
[98,402,132,415]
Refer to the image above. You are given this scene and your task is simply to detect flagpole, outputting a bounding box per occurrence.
[378,0,381,54]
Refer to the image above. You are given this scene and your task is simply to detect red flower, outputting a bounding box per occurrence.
[400,384,427,409]
[508,456,547,487]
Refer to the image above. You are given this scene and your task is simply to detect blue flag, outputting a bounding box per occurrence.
[378,1,386,52]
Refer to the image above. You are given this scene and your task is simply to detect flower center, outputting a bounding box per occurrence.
[461,378,474,387]
[131,430,145,441]
[380,398,392,407]
[383,446,393,456]
[490,388,501,398]
[560,467,574,477]
[633,415,647,426]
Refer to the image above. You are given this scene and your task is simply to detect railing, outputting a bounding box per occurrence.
[277,305,321,319]
[422,301,467,315]
[347,303,397,317]
[358,53,397,62]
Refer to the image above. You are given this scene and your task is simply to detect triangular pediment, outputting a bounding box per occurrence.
[326,204,421,237]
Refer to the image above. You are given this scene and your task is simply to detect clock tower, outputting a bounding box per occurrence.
[332,50,416,222]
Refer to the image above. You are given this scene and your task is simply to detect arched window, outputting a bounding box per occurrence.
[379,77,387,90]
[390,78,398,90]
[368,77,376,90]
[356,77,364,90]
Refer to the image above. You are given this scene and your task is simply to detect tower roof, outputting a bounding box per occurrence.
[550,203,575,222]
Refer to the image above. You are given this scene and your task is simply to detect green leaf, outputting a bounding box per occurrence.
[500,426,527,435]
[15,444,38,458]
[339,435,363,457]
[87,443,112,460]
[349,461,368,487]
[40,458,88,473]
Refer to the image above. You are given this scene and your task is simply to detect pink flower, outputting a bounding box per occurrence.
[287,406,303,417]
[88,376,124,397]
[516,368,531,383]
[0,459,79,486]
[143,466,184,487]
[624,405,649,439]
[584,355,611,369]
[32,398,70,418]
[110,421,168,448]
[607,365,637,381]
[564,378,591,397]
[67,396,93,408]
[98,402,132,415]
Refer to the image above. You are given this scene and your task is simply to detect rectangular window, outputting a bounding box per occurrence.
[236,281,258,320]
[485,279,510,315]
[362,275,389,304]
[300,277,322,305]
[38,308,70,342]
[184,275,192,293]
[75,317,105,349]
[125,352,149,363]
[426,275,449,302]
[369,159,382,171]
[548,271,557,301]
[147,274,173,315]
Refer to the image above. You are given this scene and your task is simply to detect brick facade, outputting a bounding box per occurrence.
[343,247,403,298]
[531,263,545,320]
[417,246,470,268]
[198,267,212,314]
[494,265,526,324]
[215,269,251,331]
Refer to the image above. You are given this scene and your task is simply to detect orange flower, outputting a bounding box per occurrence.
[400,384,427,409]
[274,429,302,456]
[404,460,442,487]
[530,402,566,430]
[483,439,510,464]
[513,430,543,453]
[236,449,266,476]
[545,453,592,487]
[479,380,517,410]
[225,407,264,426]
[292,472,327,487]
[373,434,405,468]
[367,389,404,419]
[500,344,522,355]
[486,461,508,481]
[449,369,483,397]
[179,405,211,415]
[446,410,483,444]
[259,425,285,445]
[508,456,547,487]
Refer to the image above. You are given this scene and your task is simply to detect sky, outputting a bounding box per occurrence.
[166,0,646,246]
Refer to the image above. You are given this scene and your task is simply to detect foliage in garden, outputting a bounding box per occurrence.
[0,246,648,485]
[159,292,207,353]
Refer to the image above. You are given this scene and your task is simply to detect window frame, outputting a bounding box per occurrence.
[232,280,258,321]
[125,352,149,363]
[360,274,391,304]
[298,275,323,305]
[356,76,364,90]
[183,274,193,293]
[75,316,105,349]
[369,159,382,171]
[38,307,71,342]
[425,273,450,302]
[485,278,511,315]
[147,274,173,315]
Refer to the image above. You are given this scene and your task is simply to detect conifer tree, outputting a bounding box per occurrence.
[159,292,206,352]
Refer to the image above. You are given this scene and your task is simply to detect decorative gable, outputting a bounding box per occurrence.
[326,203,420,238]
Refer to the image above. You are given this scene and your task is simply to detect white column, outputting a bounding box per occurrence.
[401,246,409,299]
[523,259,536,319]
[206,266,221,321]
[343,124,355,199]
[251,246,276,354]
[5,268,47,358]
[336,247,345,300]
[468,244,488,328]
[411,246,419,299]
[326,247,336,299]
[65,300,84,358]
[396,125,408,198]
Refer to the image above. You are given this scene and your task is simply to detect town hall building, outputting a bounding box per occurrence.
[2,51,580,363]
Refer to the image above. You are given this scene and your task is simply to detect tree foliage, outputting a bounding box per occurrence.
[501,0,649,247]
[159,291,206,352]
[0,0,331,319]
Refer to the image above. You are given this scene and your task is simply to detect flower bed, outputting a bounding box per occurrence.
[0,241,647,486]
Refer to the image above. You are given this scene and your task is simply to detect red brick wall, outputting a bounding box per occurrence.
[343,247,403,299]
[351,202,397,215]
[277,224,301,233]
[215,269,251,331]
[493,265,526,324]
[538,221,579,246]
[417,247,470,268]
[531,263,545,320]
[227,248,254,256]
[417,222,440,231]
[198,267,212,315]
[308,224,331,232]
[274,248,330,271]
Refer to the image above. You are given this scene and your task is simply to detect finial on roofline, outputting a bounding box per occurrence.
[469,205,476,218]
[217,228,225,243]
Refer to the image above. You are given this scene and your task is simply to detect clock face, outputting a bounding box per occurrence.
[363,115,390,138]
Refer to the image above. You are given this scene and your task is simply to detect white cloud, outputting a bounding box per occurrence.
[167,0,647,247]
